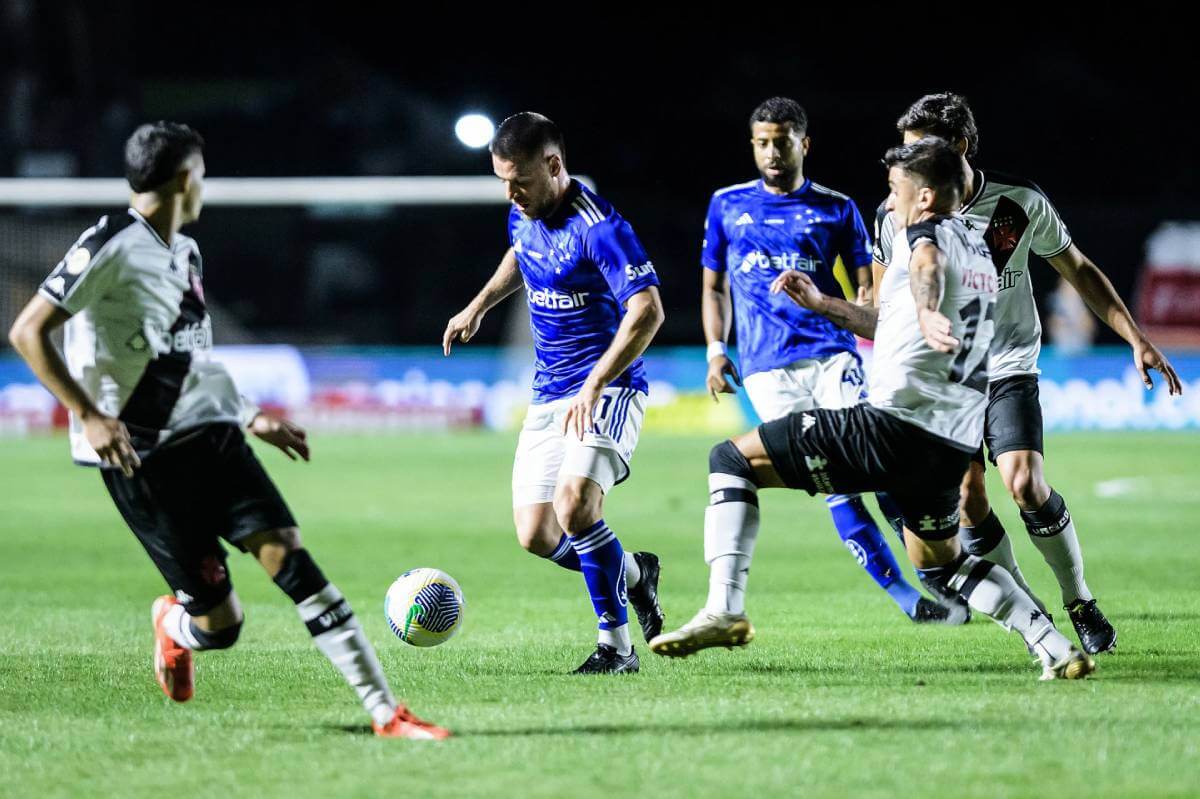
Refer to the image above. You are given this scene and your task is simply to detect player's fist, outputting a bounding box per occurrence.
[443,305,484,356]
[706,355,741,401]
[770,270,827,312]
[82,409,140,477]
[250,413,310,462]
[917,307,960,353]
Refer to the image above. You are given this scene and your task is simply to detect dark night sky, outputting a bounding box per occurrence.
[5,4,1197,345]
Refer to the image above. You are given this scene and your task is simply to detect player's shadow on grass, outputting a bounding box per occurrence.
[334,717,958,737]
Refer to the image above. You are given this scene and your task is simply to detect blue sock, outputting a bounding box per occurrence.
[874,491,907,546]
[826,494,921,617]
[544,534,582,572]
[569,520,629,639]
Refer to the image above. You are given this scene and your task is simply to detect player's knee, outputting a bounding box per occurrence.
[553,487,599,535]
[1004,466,1045,510]
[271,547,329,604]
[513,517,555,555]
[709,440,757,484]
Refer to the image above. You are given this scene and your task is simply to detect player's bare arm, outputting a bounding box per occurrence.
[442,247,522,355]
[1047,244,1183,395]
[770,269,879,340]
[909,242,960,353]
[8,294,141,476]
[701,267,741,400]
[563,286,665,440]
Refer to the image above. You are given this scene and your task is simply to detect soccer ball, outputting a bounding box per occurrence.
[384,568,464,647]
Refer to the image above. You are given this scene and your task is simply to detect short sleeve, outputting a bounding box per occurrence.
[585,217,660,304]
[38,216,120,315]
[1029,191,1072,258]
[872,201,894,266]
[839,199,873,269]
[906,220,940,251]
[700,194,728,272]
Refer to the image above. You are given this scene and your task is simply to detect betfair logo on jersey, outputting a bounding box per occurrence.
[739,251,821,273]
[526,286,589,310]
[129,318,213,354]
[624,261,656,281]
[998,269,1023,292]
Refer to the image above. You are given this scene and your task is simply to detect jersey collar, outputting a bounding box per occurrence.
[127,208,172,250]
[960,169,987,213]
[757,177,811,199]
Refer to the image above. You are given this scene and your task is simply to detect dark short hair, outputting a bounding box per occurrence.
[883,136,966,205]
[124,121,205,193]
[490,112,565,163]
[896,93,979,159]
[749,97,808,135]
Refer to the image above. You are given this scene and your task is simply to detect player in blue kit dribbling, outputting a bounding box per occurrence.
[669,98,964,649]
[443,113,666,674]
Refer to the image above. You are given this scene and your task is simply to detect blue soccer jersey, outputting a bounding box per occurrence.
[509,180,660,404]
[701,179,873,377]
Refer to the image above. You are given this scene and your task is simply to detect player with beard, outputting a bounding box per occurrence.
[695,97,963,631]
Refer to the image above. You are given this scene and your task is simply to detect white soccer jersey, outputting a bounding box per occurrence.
[874,170,1072,381]
[868,215,998,450]
[38,209,248,465]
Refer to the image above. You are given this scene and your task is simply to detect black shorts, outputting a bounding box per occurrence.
[970,375,1044,467]
[759,404,973,540]
[101,423,296,615]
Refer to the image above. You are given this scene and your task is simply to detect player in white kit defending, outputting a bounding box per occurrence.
[651,137,1093,680]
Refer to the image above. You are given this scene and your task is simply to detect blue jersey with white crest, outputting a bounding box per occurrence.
[509,179,659,404]
[701,179,872,377]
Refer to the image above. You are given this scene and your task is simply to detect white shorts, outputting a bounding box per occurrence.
[742,351,866,422]
[512,386,647,507]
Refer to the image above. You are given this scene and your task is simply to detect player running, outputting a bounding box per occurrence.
[651,137,1094,680]
[443,112,666,674]
[874,94,1184,654]
[7,122,449,739]
[699,96,962,627]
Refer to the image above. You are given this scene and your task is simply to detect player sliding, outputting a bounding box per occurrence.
[652,137,1095,680]
[443,112,666,674]
[699,96,963,627]
[875,94,1184,654]
[7,122,448,739]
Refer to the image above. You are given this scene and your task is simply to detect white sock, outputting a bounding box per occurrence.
[962,526,1049,616]
[598,623,633,656]
[703,473,760,616]
[624,551,641,590]
[947,554,1073,666]
[1022,491,1093,606]
[297,583,396,726]
[163,603,201,650]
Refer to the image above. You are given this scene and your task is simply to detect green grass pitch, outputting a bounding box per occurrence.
[1,431,1198,798]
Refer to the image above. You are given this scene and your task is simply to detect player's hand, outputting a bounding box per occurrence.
[562,381,602,441]
[82,410,140,477]
[250,413,310,462]
[706,355,741,401]
[917,307,960,353]
[855,285,872,307]
[770,270,827,312]
[442,305,484,356]
[1132,336,1184,395]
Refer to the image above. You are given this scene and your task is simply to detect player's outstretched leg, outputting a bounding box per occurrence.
[246,528,450,738]
[515,505,661,640]
[650,440,759,658]
[555,478,639,674]
[998,451,1116,655]
[826,493,966,625]
[911,540,1094,680]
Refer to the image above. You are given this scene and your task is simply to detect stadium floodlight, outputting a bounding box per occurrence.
[454,114,495,149]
